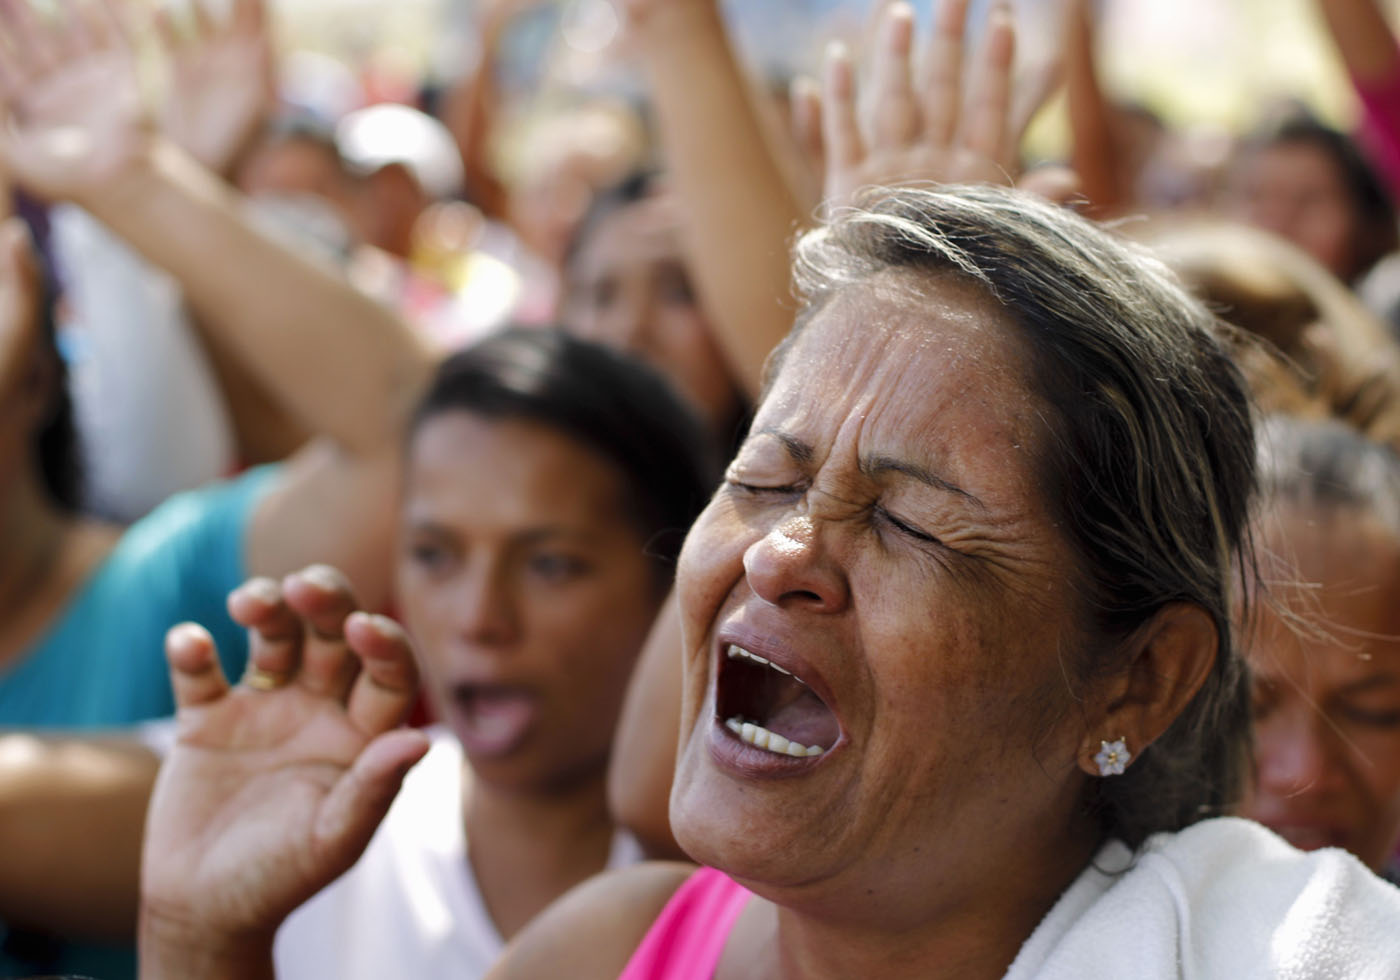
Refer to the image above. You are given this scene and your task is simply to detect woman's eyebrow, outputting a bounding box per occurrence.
[861,453,985,509]
[752,426,815,464]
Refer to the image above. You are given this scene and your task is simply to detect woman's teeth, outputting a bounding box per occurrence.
[727,643,792,676]
[725,716,825,757]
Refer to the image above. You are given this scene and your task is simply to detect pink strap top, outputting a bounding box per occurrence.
[617,867,753,980]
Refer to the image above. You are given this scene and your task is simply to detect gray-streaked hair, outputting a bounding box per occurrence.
[1258,414,1400,533]
[778,184,1258,848]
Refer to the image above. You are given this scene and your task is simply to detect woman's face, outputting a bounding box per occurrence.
[561,194,741,433]
[670,272,1094,916]
[1229,142,1361,281]
[396,412,665,793]
[1240,503,1400,872]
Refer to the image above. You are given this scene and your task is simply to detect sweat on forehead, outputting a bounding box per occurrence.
[763,267,1032,402]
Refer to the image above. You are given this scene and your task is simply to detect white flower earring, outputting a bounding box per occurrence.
[1094,738,1131,777]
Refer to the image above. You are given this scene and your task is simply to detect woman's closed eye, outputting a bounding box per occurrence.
[875,505,944,547]
[1336,702,1400,730]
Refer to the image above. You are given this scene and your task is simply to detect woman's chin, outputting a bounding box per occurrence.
[671,749,830,888]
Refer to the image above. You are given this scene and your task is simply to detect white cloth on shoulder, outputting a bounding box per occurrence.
[273,727,641,980]
[1006,816,1400,979]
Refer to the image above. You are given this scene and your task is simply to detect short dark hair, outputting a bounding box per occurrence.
[411,327,718,570]
[35,262,82,513]
[787,184,1259,847]
[1245,112,1398,280]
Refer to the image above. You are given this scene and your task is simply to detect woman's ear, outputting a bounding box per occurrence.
[1076,602,1219,777]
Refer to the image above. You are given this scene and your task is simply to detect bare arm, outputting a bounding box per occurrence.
[1063,0,1129,215]
[1317,0,1400,84]
[624,0,807,399]
[438,0,522,225]
[0,734,156,940]
[0,4,434,604]
[607,594,686,860]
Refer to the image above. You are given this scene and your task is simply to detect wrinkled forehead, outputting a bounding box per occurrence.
[755,271,1049,487]
[766,271,1038,423]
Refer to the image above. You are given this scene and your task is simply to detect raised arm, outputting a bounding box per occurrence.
[0,1,435,603]
[1063,0,1130,215]
[623,0,807,398]
[438,0,525,225]
[1317,0,1400,84]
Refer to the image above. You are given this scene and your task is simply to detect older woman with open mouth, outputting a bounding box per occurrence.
[136,184,1400,980]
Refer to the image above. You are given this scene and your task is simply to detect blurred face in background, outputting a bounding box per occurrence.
[1228,141,1363,282]
[1240,501,1400,873]
[561,193,742,435]
[395,410,666,795]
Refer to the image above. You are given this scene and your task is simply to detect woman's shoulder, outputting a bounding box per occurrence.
[485,862,699,980]
[1010,817,1400,979]
[1092,817,1398,977]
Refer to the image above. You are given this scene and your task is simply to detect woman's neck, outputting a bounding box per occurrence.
[463,763,617,942]
[0,475,117,667]
[722,811,1101,980]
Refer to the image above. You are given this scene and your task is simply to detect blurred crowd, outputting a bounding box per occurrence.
[3,0,1400,977]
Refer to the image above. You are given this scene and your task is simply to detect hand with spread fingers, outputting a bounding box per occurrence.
[0,0,154,202]
[821,0,1025,212]
[156,0,276,177]
[140,566,429,978]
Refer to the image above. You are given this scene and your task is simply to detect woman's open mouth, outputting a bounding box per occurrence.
[714,643,841,759]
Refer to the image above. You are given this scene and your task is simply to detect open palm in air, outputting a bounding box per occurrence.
[156,0,276,175]
[0,0,153,201]
[141,566,429,967]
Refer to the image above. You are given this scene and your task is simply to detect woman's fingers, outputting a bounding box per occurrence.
[282,565,362,700]
[919,0,970,147]
[960,3,1016,167]
[166,622,232,709]
[0,0,54,79]
[228,577,303,688]
[789,75,824,175]
[312,727,429,875]
[864,2,920,150]
[821,41,863,196]
[344,612,420,737]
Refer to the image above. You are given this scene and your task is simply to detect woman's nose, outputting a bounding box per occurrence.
[742,514,850,614]
[1254,709,1343,799]
[454,565,519,648]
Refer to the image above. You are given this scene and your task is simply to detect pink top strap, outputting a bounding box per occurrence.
[617,867,753,980]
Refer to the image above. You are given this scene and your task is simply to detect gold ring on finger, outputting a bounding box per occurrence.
[243,666,291,691]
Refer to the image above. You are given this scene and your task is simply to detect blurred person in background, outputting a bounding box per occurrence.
[272,328,714,978]
[1223,111,1398,288]
[559,171,747,443]
[1240,416,1400,884]
[0,0,440,969]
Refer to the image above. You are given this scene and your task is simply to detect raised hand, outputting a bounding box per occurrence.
[822,0,1025,211]
[156,0,276,177]
[140,566,428,976]
[0,0,153,202]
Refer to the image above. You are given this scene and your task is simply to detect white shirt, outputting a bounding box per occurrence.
[274,729,641,979]
[1005,816,1400,979]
